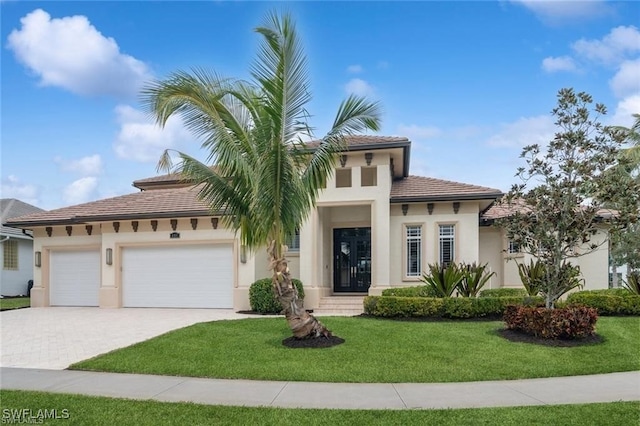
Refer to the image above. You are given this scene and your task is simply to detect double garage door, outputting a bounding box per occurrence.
[49,245,232,308]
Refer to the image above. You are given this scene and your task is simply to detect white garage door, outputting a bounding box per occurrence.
[50,250,100,306]
[122,244,233,308]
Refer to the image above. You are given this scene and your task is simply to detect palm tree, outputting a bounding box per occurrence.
[141,12,381,339]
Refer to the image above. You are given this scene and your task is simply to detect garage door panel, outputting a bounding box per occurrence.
[50,250,100,307]
[122,244,233,308]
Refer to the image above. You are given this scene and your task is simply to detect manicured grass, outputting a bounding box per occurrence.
[71,316,640,383]
[1,391,638,426]
[0,297,29,311]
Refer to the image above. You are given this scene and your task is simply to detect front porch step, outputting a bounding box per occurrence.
[314,296,366,316]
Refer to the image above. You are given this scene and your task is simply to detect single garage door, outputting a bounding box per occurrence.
[122,244,233,308]
[50,250,100,306]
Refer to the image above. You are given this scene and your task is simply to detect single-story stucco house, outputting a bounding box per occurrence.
[5,136,609,310]
[1,198,45,296]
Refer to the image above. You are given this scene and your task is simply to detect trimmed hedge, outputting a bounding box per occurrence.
[363,295,543,319]
[504,305,598,339]
[381,285,439,298]
[479,288,527,298]
[566,290,640,316]
[249,278,305,314]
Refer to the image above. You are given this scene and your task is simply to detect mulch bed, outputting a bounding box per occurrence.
[497,328,604,347]
[282,335,345,348]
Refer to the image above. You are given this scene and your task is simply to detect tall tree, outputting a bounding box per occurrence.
[141,12,381,339]
[499,88,640,308]
[609,113,640,285]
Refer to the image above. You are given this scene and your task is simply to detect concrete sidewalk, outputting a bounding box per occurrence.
[1,368,638,410]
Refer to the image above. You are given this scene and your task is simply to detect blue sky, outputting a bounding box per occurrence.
[2,1,639,210]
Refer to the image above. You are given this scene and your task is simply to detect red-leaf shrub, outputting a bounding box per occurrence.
[504,305,598,339]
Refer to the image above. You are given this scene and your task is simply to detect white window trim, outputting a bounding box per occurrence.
[403,223,424,281]
[437,222,456,266]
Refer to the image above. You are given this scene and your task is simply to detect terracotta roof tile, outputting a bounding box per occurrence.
[481,199,617,221]
[390,176,502,202]
[6,187,212,227]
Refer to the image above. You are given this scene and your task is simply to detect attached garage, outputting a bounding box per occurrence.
[121,244,233,308]
[50,250,100,306]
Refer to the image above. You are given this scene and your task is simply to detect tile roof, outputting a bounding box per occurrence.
[1,199,45,236]
[6,187,213,227]
[305,135,410,149]
[481,199,617,221]
[390,176,503,202]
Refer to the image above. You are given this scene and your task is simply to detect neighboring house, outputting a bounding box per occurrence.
[1,199,45,296]
[6,136,610,309]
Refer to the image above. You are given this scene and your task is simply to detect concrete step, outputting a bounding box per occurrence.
[315,296,365,316]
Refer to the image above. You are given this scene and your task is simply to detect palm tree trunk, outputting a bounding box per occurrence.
[268,241,332,339]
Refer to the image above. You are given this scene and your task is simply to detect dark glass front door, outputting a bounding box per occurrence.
[333,228,371,293]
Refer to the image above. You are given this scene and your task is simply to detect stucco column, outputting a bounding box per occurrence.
[299,209,318,293]
[373,163,391,289]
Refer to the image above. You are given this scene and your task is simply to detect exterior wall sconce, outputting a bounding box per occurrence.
[365,152,373,166]
[35,251,41,267]
[427,203,434,215]
[453,202,460,214]
[106,248,113,266]
[240,245,247,264]
[402,204,409,216]
[340,155,348,167]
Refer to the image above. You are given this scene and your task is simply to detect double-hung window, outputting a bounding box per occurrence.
[439,224,455,266]
[406,225,422,277]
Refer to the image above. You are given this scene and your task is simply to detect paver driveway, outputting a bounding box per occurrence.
[1,307,256,369]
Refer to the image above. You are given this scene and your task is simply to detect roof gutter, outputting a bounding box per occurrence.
[390,192,503,203]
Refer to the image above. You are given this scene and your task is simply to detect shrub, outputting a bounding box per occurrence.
[363,296,543,319]
[363,296,444,318]
[566,290,640,316]
[249,278,305,314]
[480,288,527,298]
[381,286,439,298]
[623,271,640,295]
[421,263,465,297]
[517,260,546,296]
[457,262,496,297]
[503,305,598,339]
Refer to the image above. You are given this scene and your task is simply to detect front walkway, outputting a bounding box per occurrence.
[1,368,638,409]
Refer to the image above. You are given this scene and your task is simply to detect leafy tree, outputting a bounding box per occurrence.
[498,88,640,308]
[142,12,381,338]
[609,113,640,284]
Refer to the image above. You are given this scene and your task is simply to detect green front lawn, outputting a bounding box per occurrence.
[2,391,638,426]
[71,316,640,383]
[0,297,29,311]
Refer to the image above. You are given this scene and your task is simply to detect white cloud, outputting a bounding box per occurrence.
[609,94,640,127]
[541,56,578,73]
[63,177,98,205]
[6,9,151,98]
[0,175,39,205]
[511,0,612,23]
[346,64,363,73]
[571,26,640,65]
[609,59,640,98]
[55,154,102,176]
[377,61,389,70]
[113,104,192,163]
[486,115,556,148]
[344,78,375,97]
[397,124,442,140]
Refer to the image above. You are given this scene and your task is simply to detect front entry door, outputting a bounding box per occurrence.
[333,228,371,293]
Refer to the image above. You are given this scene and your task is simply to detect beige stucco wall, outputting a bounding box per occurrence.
[387,201,482,291]
[481,226,610,292]
[478,227,503,291]
[29,218,259,310]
